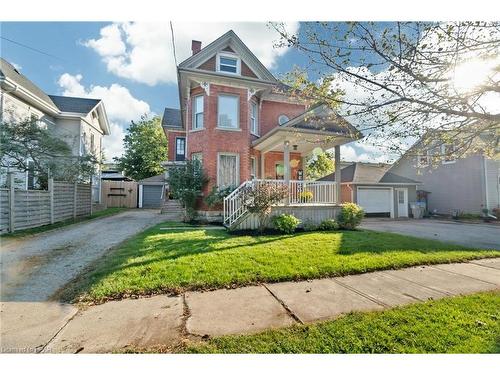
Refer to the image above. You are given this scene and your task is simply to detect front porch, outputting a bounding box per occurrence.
[223,104,361,229]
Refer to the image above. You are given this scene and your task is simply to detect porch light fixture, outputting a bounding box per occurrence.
[293,144,298,151]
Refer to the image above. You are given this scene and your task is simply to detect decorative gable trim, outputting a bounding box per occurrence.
[178,30,276,83]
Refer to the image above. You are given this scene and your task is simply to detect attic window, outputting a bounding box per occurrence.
[217,53,240,75]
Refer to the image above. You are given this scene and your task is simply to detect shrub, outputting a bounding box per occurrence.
[244,183,289,233]
[168,160,209,222]
[302,219,318,231]
[272,214,300,234]
[318,218,339,231]
[337,203,364,230]
[204,185,235,208]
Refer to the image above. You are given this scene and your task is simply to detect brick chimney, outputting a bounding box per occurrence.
[191,40,202,55]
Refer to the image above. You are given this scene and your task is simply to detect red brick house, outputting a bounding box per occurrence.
[162,30,361,228]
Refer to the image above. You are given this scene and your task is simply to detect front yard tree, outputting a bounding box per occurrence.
[273,22,500,159]
[306,151,335,180]
[168,160,209,222]
[115,116,167,181]
[244,183,289,233]
[0,115,96,188]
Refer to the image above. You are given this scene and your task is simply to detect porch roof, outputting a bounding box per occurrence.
[252,104,362,154]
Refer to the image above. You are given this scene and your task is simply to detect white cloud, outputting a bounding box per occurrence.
[340,143,392,164]
[84,22,299,86]
[11,62,22,70]
[57,73,151,159]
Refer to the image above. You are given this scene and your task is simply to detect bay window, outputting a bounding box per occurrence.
[218,95,239,129]
[192,95,204,130]
[218,153,239,189]
[250,101,258,135]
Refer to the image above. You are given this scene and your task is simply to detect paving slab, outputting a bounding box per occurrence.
[433,263,500,286]
[44,295,183,353]
[385,266,497,295]
[339,272,447,307]
[0,302,77,353]
[470,258,500,270]
[186,286,294,337]
[266,279,383,323]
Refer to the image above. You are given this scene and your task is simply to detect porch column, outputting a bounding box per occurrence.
[334,145,341,204]
[284,141,290,183]
[260,152,265,179]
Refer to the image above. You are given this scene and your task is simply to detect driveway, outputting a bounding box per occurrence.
[0,210,165,302]
[360,219,500,250]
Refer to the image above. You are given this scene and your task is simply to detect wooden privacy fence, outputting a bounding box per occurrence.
[101,181,138,208]
[0,174,92,233]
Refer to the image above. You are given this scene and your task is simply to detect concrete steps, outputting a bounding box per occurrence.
[161,200,185,221]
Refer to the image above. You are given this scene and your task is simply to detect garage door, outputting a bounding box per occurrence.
[142,185,163,208]
[357,187,392,213]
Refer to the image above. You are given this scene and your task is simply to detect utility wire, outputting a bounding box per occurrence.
[169,21,178,66]
[1,36,66,62]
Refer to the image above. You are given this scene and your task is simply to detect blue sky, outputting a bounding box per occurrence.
[0,21,382,161]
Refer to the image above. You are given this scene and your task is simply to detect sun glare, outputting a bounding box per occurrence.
[452,58,498,91]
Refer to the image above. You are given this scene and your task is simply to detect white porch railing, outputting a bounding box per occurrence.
[223,179,337,227]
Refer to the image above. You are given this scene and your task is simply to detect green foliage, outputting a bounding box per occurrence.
[0,115,97,188]
[168,160,209,222]
[338,203,364,230]
[244,183,289,233]
[64,224,499,303]
[318,218,339,231]
[204,185,235,208]
[272,214,300,234]
[299,190,314,202]
[114,116,167,181]
[306,151,335,180]
[302,219,318,232]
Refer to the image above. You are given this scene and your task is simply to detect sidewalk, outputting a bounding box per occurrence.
[1,258,499,353]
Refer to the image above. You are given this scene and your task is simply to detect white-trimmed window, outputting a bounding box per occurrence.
[217,53,240,75]
[217,153,239,189]
[442,143,456,164]
[417,150,430,168]
[175,137,186,161]
[250,157,257,179]
[192,95,204,130]
[218,95,239,129]
[250,101,258,135]
[90,133,95,153]
[191,152,203,164]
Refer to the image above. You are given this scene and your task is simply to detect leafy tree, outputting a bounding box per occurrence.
[273,22,500,160]
[306,151,335,180]
[115,116,167,181]
[0,115,97,188]
[243,183,289,233]
[168,160,209,222]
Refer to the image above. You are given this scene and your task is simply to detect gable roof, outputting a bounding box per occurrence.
[178,30,277,83]
[161,107,182,128]
[0,57,57,111]
[48,95,100,114]
[319,162,420,185]
[284,103,360,136]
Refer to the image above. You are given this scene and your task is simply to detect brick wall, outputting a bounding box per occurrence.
[260,100,306,136]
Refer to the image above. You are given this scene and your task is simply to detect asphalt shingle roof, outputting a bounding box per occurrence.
[319,162,420,184]
[161,107,182,128]
[0,58,56,109]
[48,95,100,114]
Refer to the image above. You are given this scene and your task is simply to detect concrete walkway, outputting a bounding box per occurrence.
[1,258,499,353]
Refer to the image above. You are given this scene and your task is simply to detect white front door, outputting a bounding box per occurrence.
[395,188,408,217]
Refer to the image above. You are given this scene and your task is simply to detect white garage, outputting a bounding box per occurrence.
[357,187,393,215]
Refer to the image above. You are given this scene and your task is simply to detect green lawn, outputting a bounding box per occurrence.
[184,292,500,354]
[62,222,500,304]
[1,207,127,238]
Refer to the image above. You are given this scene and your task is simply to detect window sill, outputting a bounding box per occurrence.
[251,132,260,137]
[190,128,205,133]
[216,127,242,132]
[442,160,456,165]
